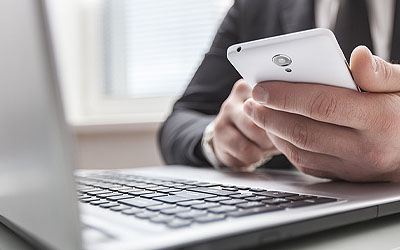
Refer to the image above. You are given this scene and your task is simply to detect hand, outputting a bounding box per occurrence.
[213,79,279,171]
[244,46,400,182]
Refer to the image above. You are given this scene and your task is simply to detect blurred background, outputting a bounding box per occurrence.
[47,0,233,169]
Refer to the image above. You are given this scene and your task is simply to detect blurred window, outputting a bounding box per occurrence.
[103,0,233,98]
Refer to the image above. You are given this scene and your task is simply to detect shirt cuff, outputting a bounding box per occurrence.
[201,120,224,169]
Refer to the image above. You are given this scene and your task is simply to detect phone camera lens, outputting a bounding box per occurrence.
[237,47,242,52]
[272,54,292,67]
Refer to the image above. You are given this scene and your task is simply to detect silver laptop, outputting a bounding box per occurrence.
[1,1,400,249]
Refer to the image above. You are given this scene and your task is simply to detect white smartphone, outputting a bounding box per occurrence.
[227,28,359,91]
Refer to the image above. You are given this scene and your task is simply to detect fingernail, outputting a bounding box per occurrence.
[253,85,268,103]
[244,101,254,118]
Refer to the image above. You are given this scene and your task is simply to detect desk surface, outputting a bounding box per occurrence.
[2,213,400,250]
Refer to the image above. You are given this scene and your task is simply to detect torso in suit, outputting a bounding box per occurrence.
[158,0,400,168]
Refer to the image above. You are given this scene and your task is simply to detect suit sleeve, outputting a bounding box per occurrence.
[158,1,243,166]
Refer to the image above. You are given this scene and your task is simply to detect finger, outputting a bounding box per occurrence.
[232,79,252,101]
[350,46,400,92]
[215,150,247,169]
[231,105,275,150]
[268,134,340,179]
[244,99,360,159]
[214,123,264,165]
[251,80,377,129]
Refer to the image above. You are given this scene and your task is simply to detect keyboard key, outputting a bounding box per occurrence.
[80,197,100,203]
[79,195,92,200]
[220,199,247,206]
[174,184,197,189]
[204,196,230,202]
[90,199,109,205]
[177,200,205,207]
[97,192,123,198]
[222,187,239,191]
[86,190,111,195]
[286,195,315,201]
[135,211,159,219]
[80,188,102,193]
[262,198,290,205]
[118,188,139,194]
[131,183,159,189]
[108,186,128,191]
[140,193,168,199]
[110,205,131,211]
[153,195,193,204]
[187,187,238,196]
[160,207,191,215]
[77,187,98,193]
[172,190,216,200]
[121,207,144,215]
[176,210,207,219]
[128,190,154,196]
[192,202,220,210]
[230,193,254,199]
[100,202,119,208]
[158,188,182,193]
[106,194,135,201]
[194,182,219,187]
[228,206,283,217]
[258,191,297,198]
[119,198,162,208]
[146,186,169,191]
[208,205,237,214]
[236,202,265,209]
[146,204,176,211]
[167,219,192,228]
[150,215,175,224]
[245,196,269,202]
[194,214,226,223]
[249,188,267,192]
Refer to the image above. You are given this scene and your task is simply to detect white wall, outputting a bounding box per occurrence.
[74,128,164,169]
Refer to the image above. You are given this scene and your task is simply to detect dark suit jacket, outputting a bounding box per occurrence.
[159,0,400,167]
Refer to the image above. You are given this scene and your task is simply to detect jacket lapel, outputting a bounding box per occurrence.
[280,0,315,34]
[391,0,400,62]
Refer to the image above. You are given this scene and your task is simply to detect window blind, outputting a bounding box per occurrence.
[103,0,233,97]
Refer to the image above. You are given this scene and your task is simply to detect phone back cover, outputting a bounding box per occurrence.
[227,29,357,90]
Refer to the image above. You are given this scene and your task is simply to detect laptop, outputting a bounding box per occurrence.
[1,1,400,249]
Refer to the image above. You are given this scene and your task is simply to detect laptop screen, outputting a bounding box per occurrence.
[0,0,81,249]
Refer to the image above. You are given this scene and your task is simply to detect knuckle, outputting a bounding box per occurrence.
[379,60,393,84]
[221,98,233,114]
[287,145,304,168]
[296,166,310,175]
[232,79,249,93]
[289,123,312,149]
[213,118,224,133]
[233,138,260,163]
[363,146,387,171]
[252,103,269,130]
[309,92,338,120]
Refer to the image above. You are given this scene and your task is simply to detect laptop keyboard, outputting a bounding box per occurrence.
[76,173,338,229]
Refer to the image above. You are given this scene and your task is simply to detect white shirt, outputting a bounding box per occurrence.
[315,0,396,61]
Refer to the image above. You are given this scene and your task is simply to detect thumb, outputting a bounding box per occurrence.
[350,45,400,92]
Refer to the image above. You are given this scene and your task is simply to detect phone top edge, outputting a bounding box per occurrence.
[227,28,346,61]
